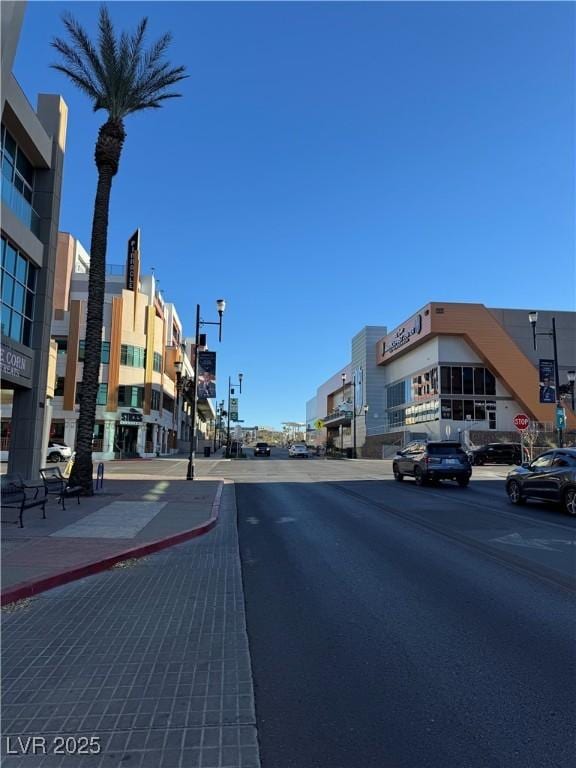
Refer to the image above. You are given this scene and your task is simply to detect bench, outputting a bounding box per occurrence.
[1,473,47,528]
[40,467,82,510]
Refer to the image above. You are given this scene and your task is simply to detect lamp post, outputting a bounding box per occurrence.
[567,371,576,412]
[528,311,563,448]
[226,374,243,456]
[175,299,225,480]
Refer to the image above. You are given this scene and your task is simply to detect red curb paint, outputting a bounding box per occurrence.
[1,482,225,606]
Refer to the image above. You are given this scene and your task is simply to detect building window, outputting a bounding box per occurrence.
[54,337,68,355]
[49,421,65,441]
[1,125,40,236]
[75,382,108,405]
[162,393,174,412]
[150,389,161,411]
[485,369,496,396]
[1,236,37,346]
[386,380,406,409]
[120,344,146,368]
[54,376,65,396]
[118,385,144,408]
[153,352,163,373]
[440,365,497,396]
[79,340,110,363]
[474,367,485,395]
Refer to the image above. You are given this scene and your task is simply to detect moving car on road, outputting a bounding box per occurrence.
[506,448,576,515]
[254,442,271,457]
[289,443,309,459]
[46,441,72,463]
[393,441,472,487]
[468,442,522,466]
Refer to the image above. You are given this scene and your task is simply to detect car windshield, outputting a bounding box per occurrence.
[427,444,466,456]
[256,443,268,447]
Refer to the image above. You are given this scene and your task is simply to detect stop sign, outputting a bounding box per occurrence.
[513,413,530,431]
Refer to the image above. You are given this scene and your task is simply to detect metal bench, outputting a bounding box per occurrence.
[1,473,47,528]
[39,467,82,510]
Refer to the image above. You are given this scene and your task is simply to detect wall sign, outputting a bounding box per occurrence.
[0,336,34,388]
[126,229,140,291]
[383,314,423,356]
[120,411,143,424]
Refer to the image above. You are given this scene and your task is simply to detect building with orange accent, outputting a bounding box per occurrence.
[308,303,576,458]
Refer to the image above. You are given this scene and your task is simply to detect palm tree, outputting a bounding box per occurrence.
[52,6,187,493]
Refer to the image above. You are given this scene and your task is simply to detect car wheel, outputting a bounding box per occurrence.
[48,452,60,463]
[457,478,469,488]
[507,480,525,505]
[414,467,427,486]
[474,457,484,466]
[562,488,576,516]
[393,464,403,481]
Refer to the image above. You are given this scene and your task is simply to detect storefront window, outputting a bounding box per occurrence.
[463,367,473,395]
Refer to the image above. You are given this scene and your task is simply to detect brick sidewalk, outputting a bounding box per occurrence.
[1,476,223,603]
[1,482,261,768]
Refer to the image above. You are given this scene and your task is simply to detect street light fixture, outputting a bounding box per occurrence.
[226,374,244,455]
[174,299,226,480]
[567,370,576,412]
[528,311,563,448]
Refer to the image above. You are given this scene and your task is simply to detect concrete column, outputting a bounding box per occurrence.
[137,425,146,456]
[64,418,77,449]
[103,420,116,454]
[41,397,53,466]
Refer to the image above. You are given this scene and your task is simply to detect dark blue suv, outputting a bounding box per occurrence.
[393,441,472,487]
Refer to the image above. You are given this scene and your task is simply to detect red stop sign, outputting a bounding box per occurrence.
[513,413,530,431]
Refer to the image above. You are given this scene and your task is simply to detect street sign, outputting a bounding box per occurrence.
[513,413,530,431]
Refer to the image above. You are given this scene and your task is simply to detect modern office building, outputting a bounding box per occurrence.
[1,1,68,477]
[309,303,576,458]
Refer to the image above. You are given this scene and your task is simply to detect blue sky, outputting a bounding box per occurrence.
[14,1,575,429]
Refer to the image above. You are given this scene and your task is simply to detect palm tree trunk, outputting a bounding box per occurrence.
[70,119,125,493]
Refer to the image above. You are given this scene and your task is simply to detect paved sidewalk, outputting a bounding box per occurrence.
[1,482,261,768]
[1,474,223,603]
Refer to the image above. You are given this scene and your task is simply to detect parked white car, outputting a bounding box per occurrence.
[46,441,72,463]
[289,444,309,459]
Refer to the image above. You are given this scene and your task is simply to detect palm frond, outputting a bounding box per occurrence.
[52,4,187,121]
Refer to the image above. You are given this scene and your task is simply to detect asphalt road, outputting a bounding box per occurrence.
[203,450,575,768]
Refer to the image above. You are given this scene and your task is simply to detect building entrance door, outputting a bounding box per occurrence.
[115,424,139,458]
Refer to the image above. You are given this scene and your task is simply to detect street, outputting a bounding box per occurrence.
[2,453,575,768]
[214,451,575,768]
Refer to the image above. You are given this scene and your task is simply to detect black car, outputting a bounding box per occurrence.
[506,448,576,515]
[254,442,271,457]
[468,442,522,466]
[393,441,472,487]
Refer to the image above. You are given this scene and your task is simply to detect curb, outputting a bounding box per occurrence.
[1,481,224,607]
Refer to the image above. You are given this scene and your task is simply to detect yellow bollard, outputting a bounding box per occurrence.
[63,454,75,478]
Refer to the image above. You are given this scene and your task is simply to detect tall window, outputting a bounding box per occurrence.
[440,365,497,396]
[1,125,40,236]
[150,389,161,411]
[1,236,37,346]
[79,340,110,363]
[153,352,163,373]
[75,383,108,406]
[118,386,144,408]
[120,344,145,367]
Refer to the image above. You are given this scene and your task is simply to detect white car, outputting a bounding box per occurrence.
[289,444,309,458]
[46,441,72,463]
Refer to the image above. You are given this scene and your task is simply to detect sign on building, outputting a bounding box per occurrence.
[126,229,140,291]
[0,337,34,388]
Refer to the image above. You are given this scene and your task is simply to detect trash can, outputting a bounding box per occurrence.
[346,447,353,459]
[204,446,211,457]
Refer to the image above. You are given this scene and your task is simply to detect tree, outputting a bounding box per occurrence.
[52,6,187,492]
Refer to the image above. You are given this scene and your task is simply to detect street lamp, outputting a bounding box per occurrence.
[226,374,243,455]
[176,299,226,480]
[528,311,563,448]
[567,370,576,412]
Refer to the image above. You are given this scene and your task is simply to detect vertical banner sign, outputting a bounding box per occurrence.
[230,397,239,421]
[354,366,363,411]
[197,351,217,399]
[126,230,140,290]
[539,359,556,403]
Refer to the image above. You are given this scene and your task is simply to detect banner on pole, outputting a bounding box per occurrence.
[230,397,239,421]
[539,359,556,403]
[197,351,216,399]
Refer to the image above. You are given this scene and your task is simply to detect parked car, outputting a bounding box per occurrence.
[46,441,72,463]
[468,442,522,466]
[289,443,309,459]
[505,448,576,515]
[254,442,271,457]
[393,441,472,487]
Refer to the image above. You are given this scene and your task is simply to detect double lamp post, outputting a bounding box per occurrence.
[174,299,225,480]
[341,371,369,458]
